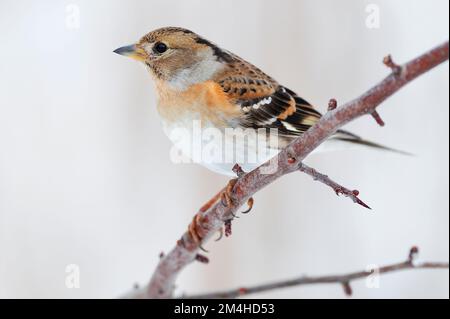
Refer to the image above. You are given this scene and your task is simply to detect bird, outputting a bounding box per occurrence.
[114,27,405,243]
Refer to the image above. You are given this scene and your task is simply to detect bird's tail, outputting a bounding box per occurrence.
[330,130,413,156]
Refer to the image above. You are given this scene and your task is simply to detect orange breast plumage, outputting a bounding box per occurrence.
[155,80,241,128]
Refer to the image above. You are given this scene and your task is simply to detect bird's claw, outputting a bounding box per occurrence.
[242,197,254,214]
[188,213,208,252]
[221,178,238,208]
[215,228,224,242]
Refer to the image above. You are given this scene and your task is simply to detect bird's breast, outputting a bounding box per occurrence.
[155,80,241,129]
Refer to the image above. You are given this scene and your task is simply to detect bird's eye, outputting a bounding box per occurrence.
[153,42,168,54]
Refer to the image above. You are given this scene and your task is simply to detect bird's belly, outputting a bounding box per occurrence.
[161,116,279,176]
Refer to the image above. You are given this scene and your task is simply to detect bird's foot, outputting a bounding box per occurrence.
[188,176,255,246]
[188,212,209,252]
[187,180,236,249]
[220,178,238,208]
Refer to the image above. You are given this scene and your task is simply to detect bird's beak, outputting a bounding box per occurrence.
[113,44,147,62]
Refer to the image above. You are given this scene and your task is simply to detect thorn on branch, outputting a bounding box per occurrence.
[342,282,353,296]
[408,246,419,264]
[225,220,233,237]
[328,98,338,111]
[159,252,165,259]
[357,200,371,210]
[195,254,210,264]
[177,239,185,248]
[371,110,386,127]
[383,55,402,75]
[232,164,245,178]
[238,288,248,296]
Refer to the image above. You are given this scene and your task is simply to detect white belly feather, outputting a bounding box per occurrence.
[161,114,279,177]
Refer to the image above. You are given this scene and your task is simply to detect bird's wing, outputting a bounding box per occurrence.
[215,57,322,137]
[214,56,406,155]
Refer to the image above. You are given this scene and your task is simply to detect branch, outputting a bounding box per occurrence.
[298,162,371,209]
[124,41,449,299]
[183,247,449,299]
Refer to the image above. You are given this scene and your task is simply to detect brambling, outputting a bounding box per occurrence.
[114,27,402,243]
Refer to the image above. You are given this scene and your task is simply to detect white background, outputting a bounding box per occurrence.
[0,0,448,298]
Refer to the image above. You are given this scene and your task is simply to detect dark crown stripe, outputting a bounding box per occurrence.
[194,37,234,63]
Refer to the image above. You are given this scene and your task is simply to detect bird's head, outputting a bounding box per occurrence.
[114,27,233,88]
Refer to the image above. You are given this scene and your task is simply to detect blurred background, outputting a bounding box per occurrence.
[0,0,448,299]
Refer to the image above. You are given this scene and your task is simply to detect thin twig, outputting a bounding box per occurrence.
[124,41,449,299]
[298,162,371,209]
[371,110,386,127]
[183,247,449,299]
